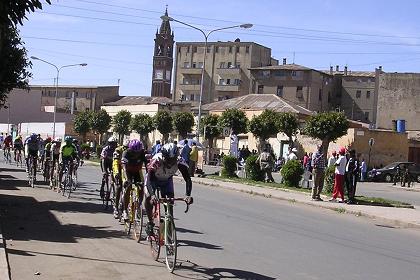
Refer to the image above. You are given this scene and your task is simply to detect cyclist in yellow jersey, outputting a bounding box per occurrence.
[112,140,129,218]
[59,136,79,188]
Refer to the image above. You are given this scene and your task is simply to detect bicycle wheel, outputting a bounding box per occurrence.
[133,187,144,242]
[67,172,73,199]
[165,216,177,272]
[149,206,161,261]
[124,187,134,235]
[31,162,36,188]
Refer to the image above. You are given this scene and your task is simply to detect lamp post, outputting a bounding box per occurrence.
[30,56,87,139]
[160,15,252,141]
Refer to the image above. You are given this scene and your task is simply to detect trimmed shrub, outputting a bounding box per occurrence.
[323,165,335,194]
[245,155,265,181]
[221,155,237,177]
[281,160,304,187]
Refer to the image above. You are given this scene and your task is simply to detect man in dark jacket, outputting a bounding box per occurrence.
[345,149,359,204]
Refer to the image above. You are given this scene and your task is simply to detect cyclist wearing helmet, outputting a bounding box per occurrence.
[100,136,118,198]
[112,139,130,218]
[144,142,193,236]
[43,137,52,178]
[119,139,147,220]
[13,135,24,161]
[24,133,40,176]
[58,136,79,188]
[49,137,62,187]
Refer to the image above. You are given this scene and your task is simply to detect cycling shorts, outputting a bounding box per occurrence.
[27,150,38,159]
[148,177,174,198]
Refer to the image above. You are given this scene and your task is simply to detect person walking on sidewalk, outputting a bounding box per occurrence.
[189,142,198,177]
[360,158,367,181]
[330,147,347,203]
[311,145,325,201]
[345,149,359,204]
[258,146,275,183]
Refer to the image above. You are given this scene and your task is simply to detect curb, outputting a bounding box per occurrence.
[0,218,11,280]
[175,176,420,230]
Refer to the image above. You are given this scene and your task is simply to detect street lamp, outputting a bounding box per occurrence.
[161,16,252,140]
[30,56,87,139]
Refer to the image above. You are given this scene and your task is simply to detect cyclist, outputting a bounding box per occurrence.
[58,136,79,189]
[120,139,147,220]
[43,137,53,178]
[100,136,118,199]
[13,135,24,162]
[72,138,83,166]
[37,135,45,170]
[144,142,193,236]
[49,137,62,188]
[24,133,39,177]
[3,134,13,160]
[112,139,130,218]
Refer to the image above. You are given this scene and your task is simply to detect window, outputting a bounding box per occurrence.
[366,90,371,99]
[274,71,286,77]
[226,78,231,85]
[234,79,241,85]
[215,46,219,53]
[178,47,181,53]
[246,46,250,53]
[190,94,195,101]
[218,96,223,101]
[291,71,297,77]
[193,46,197,53]
[166,70,171,80]
[207,47,211,53]
[276,86,283,97]
[318,89,322,101]
[155,69,163,79]
[183,62,189,68]
[364,112,369,121]
[236,62,241,68]
[257,85,264,94]
[356,90,361,98]
[156,61,161,66]
[236,46,240,53]
[296,86,303,98]
[198,62,204,68]
[192,62,197,68]
[219,62,225,68]
[219,79,225,85]
[186,46,190,53]
[227,62,232,68]
[182,78,189,84]
[229,46,233,53]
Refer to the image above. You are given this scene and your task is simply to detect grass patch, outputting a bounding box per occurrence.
[355,196,413,208]
[207,175,312,194]
[335,207,346,213]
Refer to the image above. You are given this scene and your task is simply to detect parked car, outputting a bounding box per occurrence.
[368,162,420,183]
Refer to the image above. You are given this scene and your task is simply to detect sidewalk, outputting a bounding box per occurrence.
[0,217,11,280]
[177,175,420,229]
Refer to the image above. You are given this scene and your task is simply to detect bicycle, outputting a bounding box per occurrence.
[148,192,190,272]
[3,146,12,164]
[15,149,23,168]
[124,180,146,242]
[61,160,74,199]
[72,159,80,191]
[101,170,115,209]
[43,157,50,184]
[27,155,36,188]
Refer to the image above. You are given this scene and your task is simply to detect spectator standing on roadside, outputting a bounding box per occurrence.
[360,158,367,181]
[303,152,309,169]
[287,147,298,161]
[329,147,347,203]
[311,145,325,201]
[327,151,337,167]
[258,146,275,183]
[151,140,161,156]
[189,142,198,177]
[345,149,359,204]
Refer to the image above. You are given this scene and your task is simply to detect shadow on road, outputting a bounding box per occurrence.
[177,227,203,235]
[178,239,223,250]
[175,260,277,280]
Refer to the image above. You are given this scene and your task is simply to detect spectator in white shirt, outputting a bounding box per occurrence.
[329,147,347,202]
[327,151,337,167]
[360,158,367,181]
[287,148,298,161]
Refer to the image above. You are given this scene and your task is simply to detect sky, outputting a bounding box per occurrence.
[20,0,420,96]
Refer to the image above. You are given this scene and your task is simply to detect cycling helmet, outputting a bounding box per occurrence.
[46,137,52,142]
[128,139,143,151]
[123,139,130,147]
[30,133,37,140]
[161,143,178,159]
[64,136,72,143]
[108,136,117,143]
[55,137,62,142]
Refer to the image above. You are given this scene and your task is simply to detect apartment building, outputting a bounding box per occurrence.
[173,40,276,105]
[249,59,334,112]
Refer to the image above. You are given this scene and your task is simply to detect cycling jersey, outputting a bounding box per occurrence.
[3,136,12,147]
[121,149,147,173]
[60,143,77,159]
[44,142,52,158]
[14,139,23,150]
[101,145,114,160]
[25,137,39,152]
[145,153,178,197]
[112,146,126,175]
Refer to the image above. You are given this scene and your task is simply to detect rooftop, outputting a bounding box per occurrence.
[29,85,119,89]
[324,70,376,78]
[201,94,314,115]
[249,63,314,71]
[103,96,174,106]
[176,41,271,49]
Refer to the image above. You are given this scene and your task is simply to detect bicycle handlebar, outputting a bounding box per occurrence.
[159,197,191,213]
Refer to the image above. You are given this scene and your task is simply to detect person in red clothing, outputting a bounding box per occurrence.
[329,147,347,203]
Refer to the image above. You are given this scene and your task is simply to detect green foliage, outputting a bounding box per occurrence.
[245,155,265,181]
[304,112,349,142]
[73,111,91,141]
[323,165,335,194]
[221,155,238,178]
[130,113,154,138]
[80,143,90,151]
[249,109,280,141]
[201,114,221,143]
[113,110,132,141]
[218,108,248,135]
[173,112,194,139]
[2,0,51,26]
[276,112,299,144]
[90,109,111,135]
[280,159,304,187]
[0,24,31,106]
[153,110,173,141]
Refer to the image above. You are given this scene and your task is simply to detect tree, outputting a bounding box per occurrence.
[90,109,111,144]
[113,110,132,144]
[0,1,51,106]
[131,113,154,144]
[303,111,349,156]
[276,112,299,147]
[74,111,92,142]
[249,109,280,151]
[153,110,173,143]
[218,108,248,135]
[201,114,221,149]
[173,112,194,139]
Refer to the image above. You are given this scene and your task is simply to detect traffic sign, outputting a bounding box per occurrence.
[223,127,230,137]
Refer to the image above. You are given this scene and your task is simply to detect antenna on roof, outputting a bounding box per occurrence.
[117,79,120,86]
[293,51,295,64]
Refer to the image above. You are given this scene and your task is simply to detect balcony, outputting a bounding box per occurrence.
[179,67,203,75]
[178,84,201,91]
[215,84,240,92]
[216,67,241,75]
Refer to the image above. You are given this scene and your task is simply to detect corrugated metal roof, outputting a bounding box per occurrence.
[202,94,313,115]
[322,70,376,77]
[249,64,313,71]
[103,96,173,106]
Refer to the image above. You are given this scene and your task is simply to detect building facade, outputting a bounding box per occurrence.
[249,61,334,112]
[173,40,275,105]
[151,9,174,98]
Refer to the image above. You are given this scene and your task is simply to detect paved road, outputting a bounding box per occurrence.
[1,161,420,279]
